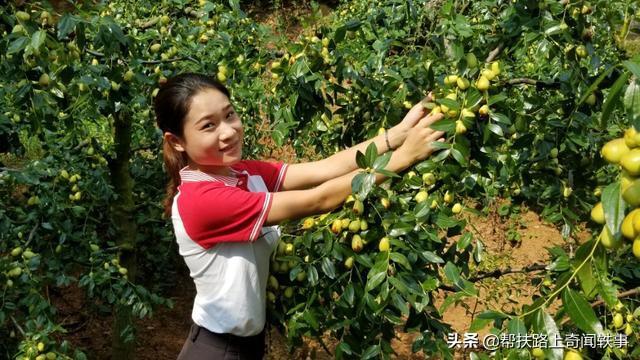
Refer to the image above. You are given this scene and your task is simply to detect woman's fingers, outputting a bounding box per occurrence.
[402,92,437,128]
[418,112,444,128]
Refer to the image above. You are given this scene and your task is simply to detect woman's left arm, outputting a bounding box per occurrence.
[281,96,432,191]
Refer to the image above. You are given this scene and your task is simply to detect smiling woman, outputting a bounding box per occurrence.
[153,73,444,360]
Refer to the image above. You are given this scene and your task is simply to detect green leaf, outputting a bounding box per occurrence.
[335,342,353,360]
[391,292,410,316]
[437,98,460,110]
[57,13,78,39]
[343,283,355,306]
[308,265,319,286]
[456,232,473,251]
[356,150,367,168]
[361,344,381,359]
[321,257,336,279]
[465,88,483,108]
[574,240,598,299]
[624,78,640,124]
[468,317,492,332]
[561,288,604,335]
[389,252,411,270]
[430,118,455,132]
[473,240,484,263]
[365,142,378,166]
[450,147,467,166]
[488,93,508,106]
[532,309,563,360]
[303,309,319,330]
[507,318,526,335]
[31,30,47,51]
[430,141,450,151]
[444,262,477,296]
[7,37,29,55]
[486,123,504,137]
[623,60,640,78]
[372,152,391,170]
[366,270,387,292]
[600,72,631,128]
[489,112,511,125]
[422,251,444,263]
[601,182,624,237]
[595,267,619,307]
[431,149,450,162]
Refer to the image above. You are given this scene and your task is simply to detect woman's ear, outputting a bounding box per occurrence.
[164,132,185,152]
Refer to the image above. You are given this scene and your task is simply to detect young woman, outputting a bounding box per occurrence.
[154,73,444,359]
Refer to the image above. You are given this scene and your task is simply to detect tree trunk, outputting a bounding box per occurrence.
[109,110,137,360]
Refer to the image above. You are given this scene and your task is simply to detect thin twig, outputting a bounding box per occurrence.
[438,263,547,292]
[505,78,539,86]
[72,139,90,152]
[140,56,199,65]
[10,316,26,337]
[469,263,547,282]
[86,49,104,58]
[24,223,39,249]
[317,336,333,356]
[137,16,160,29]
[86,49,198,65]
[485,44,503,63]
[588,288,640,309]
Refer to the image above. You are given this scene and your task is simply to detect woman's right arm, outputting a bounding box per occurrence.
[264,113,445,226]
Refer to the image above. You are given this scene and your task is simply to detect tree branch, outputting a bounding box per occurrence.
[503,78,562,89]
[438,263,547,292]
[10,316,26,337]
[140,56,199,65]
[588,288,640,309]
[485,45,503,63]
[86,49,199,65]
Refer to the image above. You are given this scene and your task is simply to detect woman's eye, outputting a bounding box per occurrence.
[202,123,216,129]
[227,111,235,119]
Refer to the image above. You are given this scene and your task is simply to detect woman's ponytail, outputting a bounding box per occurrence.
[162,141,187,217]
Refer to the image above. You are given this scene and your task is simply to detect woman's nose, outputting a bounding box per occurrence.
[218,122,236,141]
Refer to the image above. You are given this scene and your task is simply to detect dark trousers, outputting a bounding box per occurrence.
[177,324,266,360]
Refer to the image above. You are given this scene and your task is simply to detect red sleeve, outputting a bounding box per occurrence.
[239,160,288,192]
[176,182,273,248]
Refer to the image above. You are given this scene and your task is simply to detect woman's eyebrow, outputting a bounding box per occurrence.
[194,104,233,125]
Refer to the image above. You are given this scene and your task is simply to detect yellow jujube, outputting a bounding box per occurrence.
[620,148,640,176]
[621,209,640,240]
[601,138,630,164]
[623,179,640,207]
[590,202,605,224]
[599,226,621,249]
[624,127,640,148]
[633,238,640,259]
[621,170,635,193]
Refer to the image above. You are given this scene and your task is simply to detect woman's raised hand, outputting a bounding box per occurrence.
[395,109,445,164]
[388,93,435,149]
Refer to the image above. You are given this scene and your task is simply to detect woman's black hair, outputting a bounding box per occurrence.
[153,73,230,216]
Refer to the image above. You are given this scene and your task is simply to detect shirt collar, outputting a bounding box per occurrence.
[179,166,248,187]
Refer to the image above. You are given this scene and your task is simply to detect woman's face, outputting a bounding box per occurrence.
[174,88,243,173]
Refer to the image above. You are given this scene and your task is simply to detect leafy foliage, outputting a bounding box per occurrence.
[1,0,640,359]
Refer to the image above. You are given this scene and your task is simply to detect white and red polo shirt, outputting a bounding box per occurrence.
[171,160,288,336]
